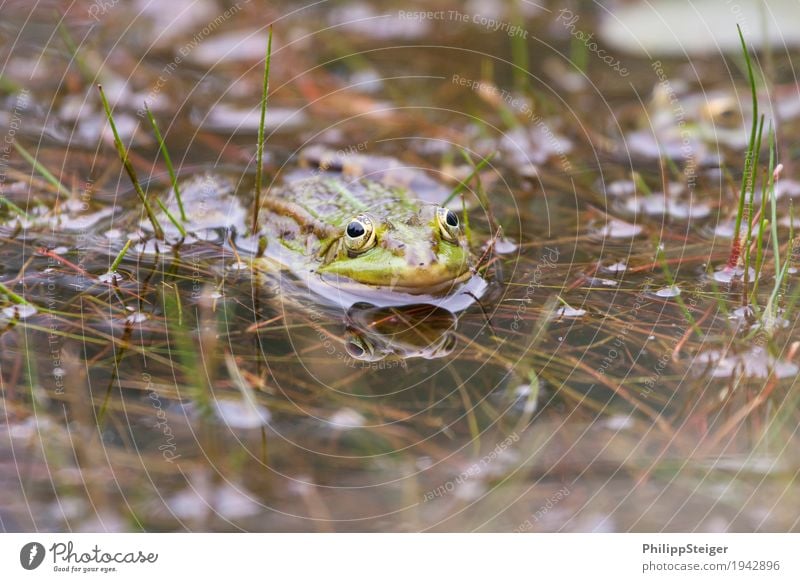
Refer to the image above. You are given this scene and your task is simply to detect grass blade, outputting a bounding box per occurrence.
[443,150,496,207]
[0,196,32,220]
[251,25,273,235]
[109,239,133,273]
[56,16,97,84]
[0,281,29,305]
[752,124,776,303]
[730,24,760,254]
[145,105,186,222]
[12,141,72,198]
[97,84,164,240]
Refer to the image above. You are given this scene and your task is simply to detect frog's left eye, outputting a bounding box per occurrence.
[437,207,460,243]
[343,214,376,254]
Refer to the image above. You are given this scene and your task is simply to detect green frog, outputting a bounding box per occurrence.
[148,147,485,311]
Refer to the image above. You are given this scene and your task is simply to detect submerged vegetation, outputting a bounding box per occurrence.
[1,1,800,532]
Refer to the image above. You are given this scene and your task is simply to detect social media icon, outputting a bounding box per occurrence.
[20,542,46,570]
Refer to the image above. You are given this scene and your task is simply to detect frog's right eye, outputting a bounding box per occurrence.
[343,214,377,254]
[344,332,376,361]
[436,207,461,244]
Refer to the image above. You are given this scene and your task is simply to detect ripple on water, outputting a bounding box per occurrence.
[695,347,798,379]
[493,237,518,254]
[2,304,37,320]
[711,265,756,284]
[654,285,681,298]
[710,220,736,238]
[134,239,164,256]
[556,305,587,318]
[585,277,619,287]
[728,306,790,331]
[601,260,628,273]
[596,218,643,238]
[212,399,271,429]
[168,476,261,521]
[124,311,148,324]
[667,199,712,219]
[327,408,366,430]
[48,207,115,232]
[621,189,711,220]
[197,104,307,133]
[773,179,800,199]
[98,271,123,284]
[603,179,636,198]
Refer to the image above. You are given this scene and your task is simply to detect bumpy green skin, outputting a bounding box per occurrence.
[261,174,470,292]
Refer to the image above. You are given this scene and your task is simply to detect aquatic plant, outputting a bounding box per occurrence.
[97,84,166,240]
[251,26,273,235]
[145,106,187,223]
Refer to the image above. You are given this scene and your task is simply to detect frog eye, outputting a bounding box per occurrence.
[343,214,376,254]
[344,332,376,361]
[436,207,460,243]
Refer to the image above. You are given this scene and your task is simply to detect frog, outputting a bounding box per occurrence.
[140,147,486,311]
[260,154,473,302]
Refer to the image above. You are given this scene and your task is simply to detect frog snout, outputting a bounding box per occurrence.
[405,246,437,269]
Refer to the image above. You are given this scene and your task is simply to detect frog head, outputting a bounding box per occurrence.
[318,204,471,294]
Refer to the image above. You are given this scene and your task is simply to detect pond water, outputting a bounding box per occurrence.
[1,0,799,532]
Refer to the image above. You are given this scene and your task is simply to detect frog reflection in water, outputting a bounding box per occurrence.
[342,303,459,362]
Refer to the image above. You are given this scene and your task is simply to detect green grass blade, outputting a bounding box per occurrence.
[731,24,760,249]
[0,281,29,305]
[109,239,133,273]
[12,141,72,198]
[742,114,765,306]
[145,105,186,222]
[751,125,774,303]
[97,84,164,240]
[252,26,273,235]
[154,197,187,237]
[56,17,96,84]
[0,195,32,220]
[443,150,496,207]
[510,2,529,92]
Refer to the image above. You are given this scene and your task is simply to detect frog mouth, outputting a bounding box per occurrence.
[320,268,473,295]
[306,269,487,313]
